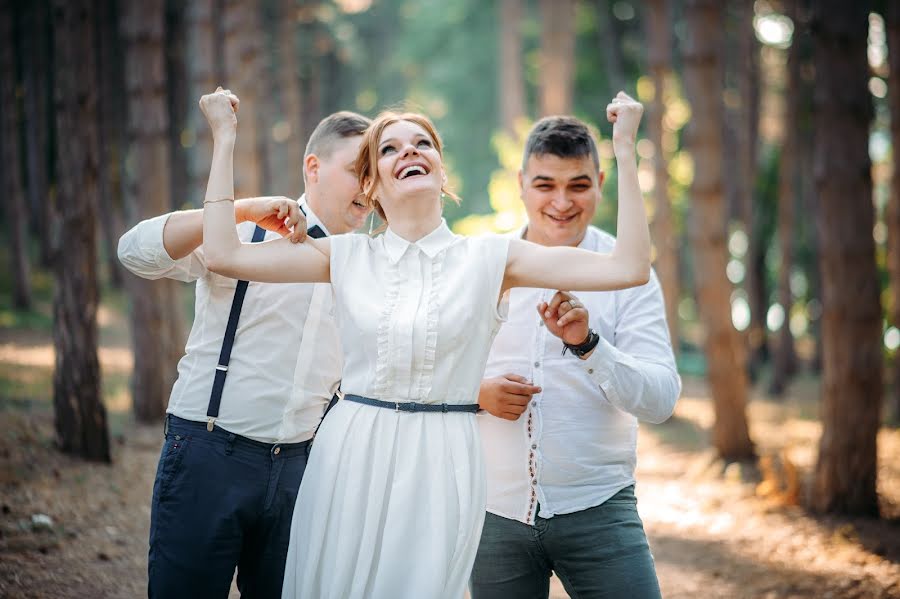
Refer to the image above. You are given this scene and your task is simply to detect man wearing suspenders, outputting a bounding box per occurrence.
[117,112,372,599]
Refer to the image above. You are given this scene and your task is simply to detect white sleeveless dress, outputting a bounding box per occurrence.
[281,221,510,599]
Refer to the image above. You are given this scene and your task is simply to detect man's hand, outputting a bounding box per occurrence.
[199,87,239,140]
[537,291,590,346]
[235,196,307,241]
[479,374,541,421]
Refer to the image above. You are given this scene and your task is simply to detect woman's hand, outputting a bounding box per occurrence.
[606,91,643,154]
[199,87,239,141]
[235,196,307,242]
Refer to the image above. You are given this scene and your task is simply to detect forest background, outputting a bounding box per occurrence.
[1,0,900,597]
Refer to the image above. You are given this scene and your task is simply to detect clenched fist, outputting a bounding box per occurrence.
[199,87,240,139]
[606,91,643,154]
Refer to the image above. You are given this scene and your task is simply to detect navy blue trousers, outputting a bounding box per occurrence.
[148,415,310,599]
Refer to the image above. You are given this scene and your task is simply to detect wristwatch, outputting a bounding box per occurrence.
[562,328,600,359]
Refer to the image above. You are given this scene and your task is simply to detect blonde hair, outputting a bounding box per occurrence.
[355,111,460,225]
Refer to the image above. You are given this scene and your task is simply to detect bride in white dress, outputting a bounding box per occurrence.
[199,89,649,598]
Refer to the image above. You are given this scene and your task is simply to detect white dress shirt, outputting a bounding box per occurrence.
[116,198,341,443]
[478,225,681,524]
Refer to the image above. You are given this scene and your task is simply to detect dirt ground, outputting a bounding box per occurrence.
[1,325,899,598]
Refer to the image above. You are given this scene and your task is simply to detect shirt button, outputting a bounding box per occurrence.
[534,361,540,368]
[531,443,537,450]
[531,479,537,485]
[273,447,281,455]
[538,320,544,327]
[588,368,594,374]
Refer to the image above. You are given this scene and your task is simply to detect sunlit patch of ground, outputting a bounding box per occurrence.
[625,377,900,599]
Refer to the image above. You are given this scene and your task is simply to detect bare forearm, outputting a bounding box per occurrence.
[610,144,650,281]
[164,202,258,260]
[202,134,241,267]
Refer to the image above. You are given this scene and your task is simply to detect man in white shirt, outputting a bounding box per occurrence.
[117,111,371,599]
[472,116,681,599]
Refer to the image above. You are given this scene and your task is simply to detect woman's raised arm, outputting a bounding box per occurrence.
[199,88,330,283]
[503,92,650,293]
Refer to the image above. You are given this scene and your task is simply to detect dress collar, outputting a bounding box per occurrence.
[383,219,457,264]
[298,194,331,236]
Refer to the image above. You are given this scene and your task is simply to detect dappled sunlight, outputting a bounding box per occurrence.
[630,379,900,597]
[0,343,133,372]
[453,124,531,236]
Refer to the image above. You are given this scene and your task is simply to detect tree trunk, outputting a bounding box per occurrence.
[682,0,755,462]
[296,1,324,172]
[320,41,343,115]
[19,0,52,268]
[735,0,766,379]
[791,0,821,375]
[769,0,801,397]
[185,0,221,206]
[886,0,900,422]
[95,0,126,288]
[499,0,526,135]
[721,1,742,223]
[276,0,304,196]
[594,0,627,97]
[1,2,31,310]
[644,0,679,355]
[121,0,185,423]
[222,0,267,197]
[538,0,576,116]
[165,0,190,210]
[51,0,111,463]
[810,0,880,516]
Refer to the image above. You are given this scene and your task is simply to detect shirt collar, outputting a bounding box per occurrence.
[383,219,457,264]
[518,224,593,249]
[298,194,331,237]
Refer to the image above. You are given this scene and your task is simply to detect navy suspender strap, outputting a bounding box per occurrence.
[298,203,327,241]
[205,225,267,431]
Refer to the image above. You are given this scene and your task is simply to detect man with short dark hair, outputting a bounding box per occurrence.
[118,111,371,599]
[472,112,680,599]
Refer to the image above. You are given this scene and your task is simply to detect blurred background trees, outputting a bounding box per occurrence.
[1,0,897,517]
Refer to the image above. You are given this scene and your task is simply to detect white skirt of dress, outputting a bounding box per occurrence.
[281,399,486,599]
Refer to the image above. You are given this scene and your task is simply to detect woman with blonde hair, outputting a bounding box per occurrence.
[199,88,649,598]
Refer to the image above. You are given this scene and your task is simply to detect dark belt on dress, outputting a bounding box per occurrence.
[343,394,479,413]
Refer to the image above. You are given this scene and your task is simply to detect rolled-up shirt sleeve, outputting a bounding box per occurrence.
[580,269,681,424]
[117,213,208,282]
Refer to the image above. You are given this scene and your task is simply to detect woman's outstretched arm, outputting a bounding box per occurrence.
[200,87,331,283]
[503,92,651,293]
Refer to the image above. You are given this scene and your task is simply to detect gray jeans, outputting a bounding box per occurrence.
[470,485,662,599]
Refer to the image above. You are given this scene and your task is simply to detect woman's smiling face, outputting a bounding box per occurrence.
[374,120,444,204]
